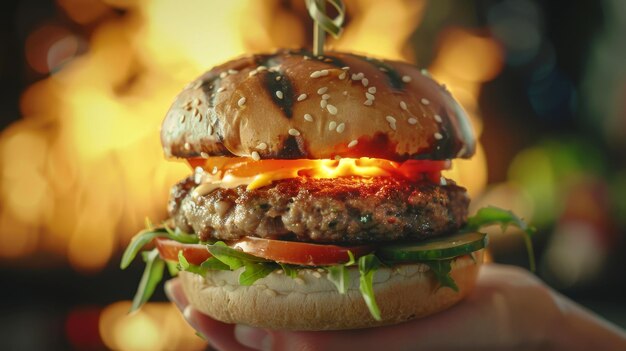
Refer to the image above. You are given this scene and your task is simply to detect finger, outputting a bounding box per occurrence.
[164,278,188,312]
[183,306,256,351]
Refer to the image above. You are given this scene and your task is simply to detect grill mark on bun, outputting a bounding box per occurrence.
[277,135,307,159]
[356,55,405,90]
[263,69,295,118]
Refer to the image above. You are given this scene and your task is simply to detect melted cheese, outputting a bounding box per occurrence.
[192,158,449,196]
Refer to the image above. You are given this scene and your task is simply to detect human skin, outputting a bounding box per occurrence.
[165,264,626,351]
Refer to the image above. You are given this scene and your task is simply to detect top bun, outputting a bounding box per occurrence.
[161,49,475,161]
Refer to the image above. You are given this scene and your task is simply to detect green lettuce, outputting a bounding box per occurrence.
[130,249,165,313]
[464,206,536,271]
[358,254,382,321]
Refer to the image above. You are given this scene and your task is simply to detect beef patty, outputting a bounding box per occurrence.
[169,176,469,244]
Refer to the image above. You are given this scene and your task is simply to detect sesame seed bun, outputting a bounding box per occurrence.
[177,250,483,331]
[161,49,475,161]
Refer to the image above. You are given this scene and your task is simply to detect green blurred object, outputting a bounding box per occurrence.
[508,138,607,227]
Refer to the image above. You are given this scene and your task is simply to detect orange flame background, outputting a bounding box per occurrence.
[0,0,504,349]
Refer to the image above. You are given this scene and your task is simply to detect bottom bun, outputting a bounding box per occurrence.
[178,250,484,331]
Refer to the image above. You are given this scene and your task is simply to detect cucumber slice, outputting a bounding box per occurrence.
[378,232,488,261]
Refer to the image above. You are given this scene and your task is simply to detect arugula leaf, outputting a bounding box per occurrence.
[326,251,357,294]
[165,261,179,277]
[464,206,537,272]
[278,263,299,278]
[207,242,268,269]
[130,249,165,313]
[424,259,458,291]
[201,257,231,271]
[120,229,168,269]
[164,224,200,244]
[178,250,190,270]
[358,254,382,321]
[121,226,200,270]
[240,263,276,286]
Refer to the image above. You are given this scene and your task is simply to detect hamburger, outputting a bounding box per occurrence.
[122,49,530,330]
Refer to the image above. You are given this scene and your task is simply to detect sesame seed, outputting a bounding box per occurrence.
[421,98,430,105]
[304,113,313,122]
[257,142,267,150]
[179,114,186,123]
[288,128,300,136]
[365,92,375,100]
[276,91,284,99]
[368,87,377,94]
[200,152,209,158]
[297,93,308,101]
[294,278,305,285]
[434,114,442,123]
[336,122,345,133]
[379,67,389,72]
[265,289,277,297]
[184,142,191,150]
[208,124,213,135]
[348,139,358,148]
[408,118,418,125]
[389,122,397,131]
[328,121,337,131]
[400,101,408,110]
[421,68,430,76]
[237,97,246,107]
[341,66,350,70]
[440,177,448,186]
[219,72,228,79]
[312,272,322,278]
[257,66,267,71]
[364,99,373,106]
[251,151,261,161]
[310,71,322,78]
[249,70,258,76]
[338,72,346,80]
[386,115,397,124]
[193,98,201,106]
[211,166,218,174]
[193,108,200,117]
[351,72,364,80]
[303,56,310,60]
[320,69,329,76]
[327,104,338,115]
[217,87,226,93]
[317,87,328,95]
[321,100,328,108]
[275,75,282,81]
[269,67,279,72]
[362,78,369,87]
[402,75,412,83]
[434,132,443,140]
[228,69,238,75]
[322,94,330,100]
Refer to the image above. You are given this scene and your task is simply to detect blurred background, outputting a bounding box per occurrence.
[0,0,625,349]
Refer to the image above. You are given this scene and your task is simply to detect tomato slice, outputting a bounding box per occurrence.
[155,238,211,265]
[231,237,375,266]
[155,237,375,266]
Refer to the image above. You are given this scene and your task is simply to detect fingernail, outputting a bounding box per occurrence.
[235,324,272,350]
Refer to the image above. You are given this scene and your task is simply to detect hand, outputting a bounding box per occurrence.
[165,264,626,351]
